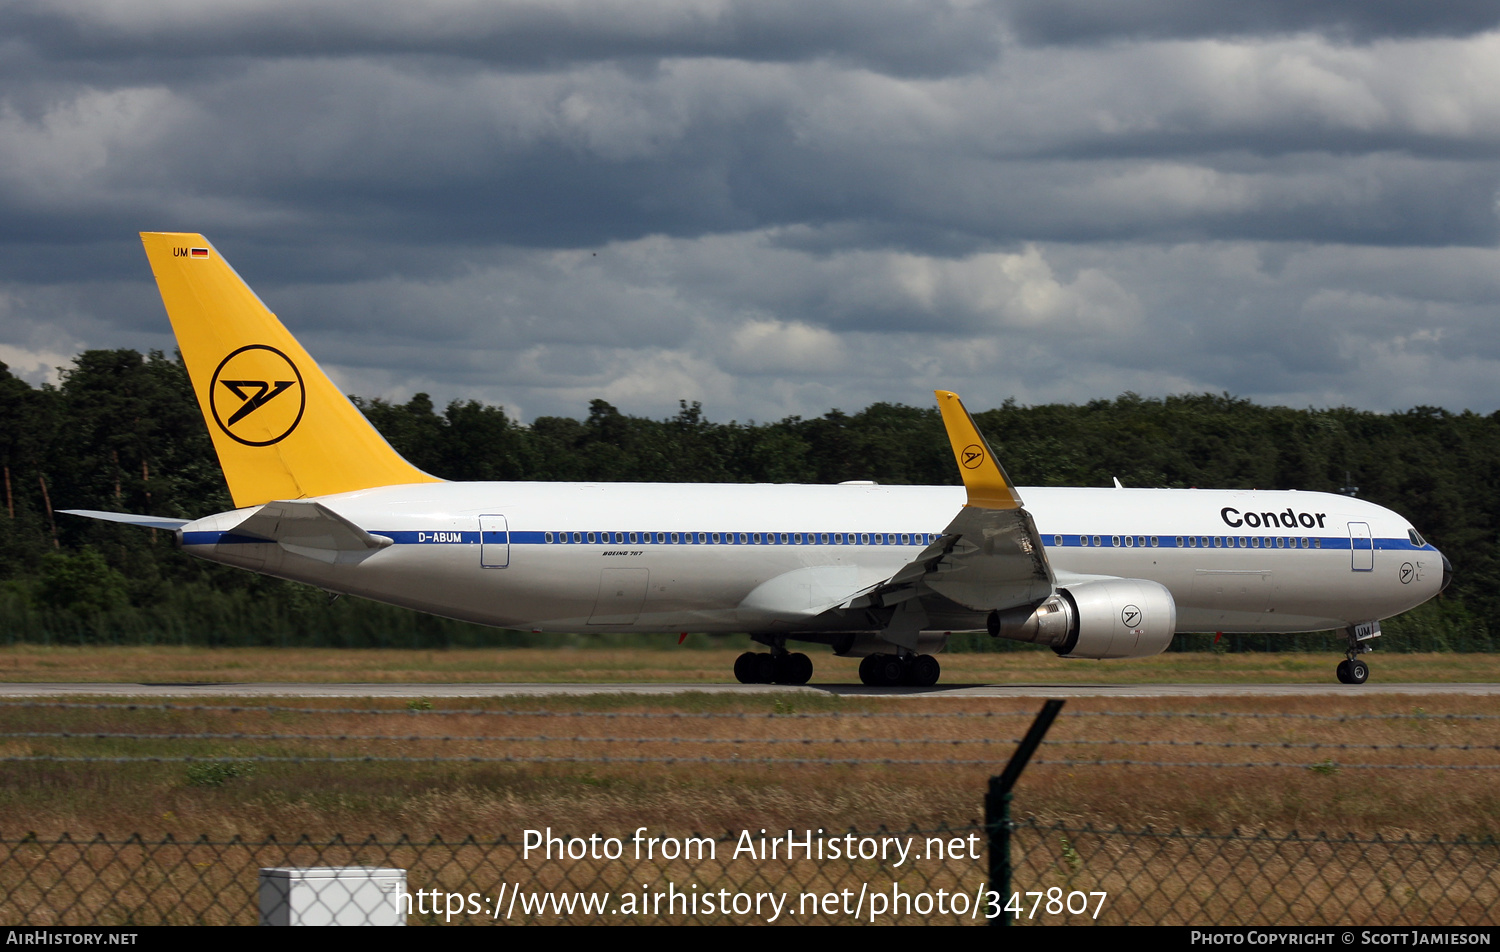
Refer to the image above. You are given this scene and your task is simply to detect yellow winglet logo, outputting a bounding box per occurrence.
[935,390,1023,510]
[210,345,306,446]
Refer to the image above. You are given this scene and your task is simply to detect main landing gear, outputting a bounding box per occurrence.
[858,652,941,688]
[734,651,813,685]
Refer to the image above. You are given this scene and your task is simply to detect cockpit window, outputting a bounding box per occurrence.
[1408,529,1427,547]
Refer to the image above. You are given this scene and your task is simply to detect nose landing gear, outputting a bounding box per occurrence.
[1335,658,1369,684]
[1335,622,1379,684]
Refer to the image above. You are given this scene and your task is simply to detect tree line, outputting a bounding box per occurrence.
[0,350,1494,651]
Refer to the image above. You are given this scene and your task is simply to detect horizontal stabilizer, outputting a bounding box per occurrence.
[229,500,392,564]
[59,510,190,531]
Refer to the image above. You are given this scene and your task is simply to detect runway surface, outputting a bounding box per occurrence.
[2,682,1498,698]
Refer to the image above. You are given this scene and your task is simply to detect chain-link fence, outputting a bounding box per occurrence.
[2,822,1497,925]
[1012,820,1500,926]
[4,699,1499,925]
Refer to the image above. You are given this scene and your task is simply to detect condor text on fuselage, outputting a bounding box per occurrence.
[1221,507,1329,531]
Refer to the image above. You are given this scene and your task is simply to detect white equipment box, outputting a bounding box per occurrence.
[259,866,407,926]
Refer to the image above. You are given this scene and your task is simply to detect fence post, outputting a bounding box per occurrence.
[986,698,1064,927]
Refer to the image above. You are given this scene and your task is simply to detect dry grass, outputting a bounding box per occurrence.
[2,644,1499,683]
[1,693,1497,841]
[3,691,1499,925]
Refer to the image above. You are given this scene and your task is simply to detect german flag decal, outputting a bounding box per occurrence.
[190,247,210,258]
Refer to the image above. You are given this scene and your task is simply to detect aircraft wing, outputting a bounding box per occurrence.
[840,391,1055,620]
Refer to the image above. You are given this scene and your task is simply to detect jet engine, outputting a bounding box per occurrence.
[988,578,1176,659]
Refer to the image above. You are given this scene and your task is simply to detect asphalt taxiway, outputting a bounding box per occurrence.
[1,682,1497,698]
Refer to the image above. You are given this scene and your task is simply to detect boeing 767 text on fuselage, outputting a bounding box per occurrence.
[62,233,1451,686]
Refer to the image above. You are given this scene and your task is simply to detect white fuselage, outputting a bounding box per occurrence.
[178,482,1446,640]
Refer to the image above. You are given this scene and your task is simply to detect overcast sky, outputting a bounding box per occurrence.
[4,1,1500,423]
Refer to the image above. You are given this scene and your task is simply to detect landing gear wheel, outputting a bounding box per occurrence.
[876,654,905,687]
[734,652,760,684]
[752,653,777,684]
[858,653,904,687]
[1347,659,1369,684]
[1336,660,1352,684]
[906,654,941,687]
[778,652,813,685]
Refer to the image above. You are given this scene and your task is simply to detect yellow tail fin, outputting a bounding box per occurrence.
[141,232,441,508]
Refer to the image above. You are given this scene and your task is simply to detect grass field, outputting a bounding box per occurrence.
[2,647,1497,925]
[3,644,1500,683]
[1,690,1497,840]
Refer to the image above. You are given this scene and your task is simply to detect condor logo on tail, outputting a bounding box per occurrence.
[209,344,306,446]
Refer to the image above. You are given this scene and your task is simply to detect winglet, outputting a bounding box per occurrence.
[934,390,1023,510]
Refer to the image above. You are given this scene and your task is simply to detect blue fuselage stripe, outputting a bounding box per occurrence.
[180,528,1435,553]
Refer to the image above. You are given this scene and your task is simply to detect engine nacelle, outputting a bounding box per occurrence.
[988,578,1176,659]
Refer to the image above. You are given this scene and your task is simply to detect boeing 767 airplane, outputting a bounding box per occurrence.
[63,233,1451,687]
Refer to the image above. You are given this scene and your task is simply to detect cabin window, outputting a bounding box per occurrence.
[1150,537,1159,547]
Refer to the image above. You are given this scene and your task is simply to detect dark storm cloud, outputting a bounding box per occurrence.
[1,0,1000,77]
[1005,0,1500,45]
[3,1,1500,419]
